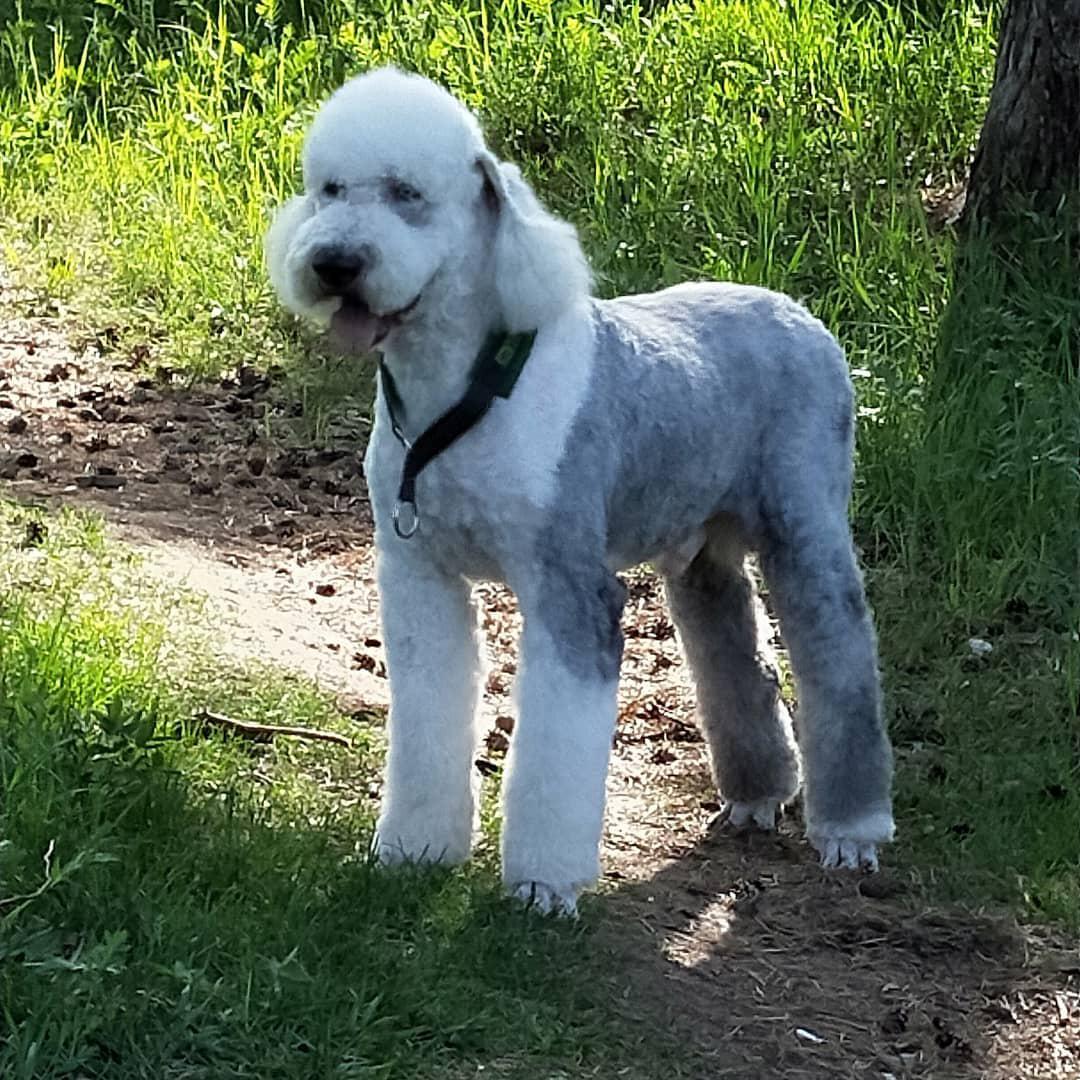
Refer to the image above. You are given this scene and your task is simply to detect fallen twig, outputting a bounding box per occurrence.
[1055,992,1071,1026]
[192,709,351,748]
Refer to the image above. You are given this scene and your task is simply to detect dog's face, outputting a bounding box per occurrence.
[266,69,492,352]
[266,67,592,348]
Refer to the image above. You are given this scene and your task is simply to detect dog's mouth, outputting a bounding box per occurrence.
[328,294,420,353]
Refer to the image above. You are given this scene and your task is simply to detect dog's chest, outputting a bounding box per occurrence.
[413,460,528,580]
[366,309,595,576]
[365,423,556,582]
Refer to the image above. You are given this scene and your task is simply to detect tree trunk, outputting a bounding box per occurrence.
[963,0,1080,224]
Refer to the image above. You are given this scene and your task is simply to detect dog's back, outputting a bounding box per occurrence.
[581,283,854,567]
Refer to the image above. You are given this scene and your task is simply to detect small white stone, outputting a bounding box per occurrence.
[967,637,993,656]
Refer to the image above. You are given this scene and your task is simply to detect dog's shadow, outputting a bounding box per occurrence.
[588,815,1065,1078]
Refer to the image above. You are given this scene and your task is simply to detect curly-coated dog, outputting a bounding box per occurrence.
[265,67,894,915]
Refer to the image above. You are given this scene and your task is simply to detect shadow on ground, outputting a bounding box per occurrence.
[595,814,1079,1078]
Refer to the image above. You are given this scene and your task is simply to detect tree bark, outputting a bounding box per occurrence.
[963,0,1080,223]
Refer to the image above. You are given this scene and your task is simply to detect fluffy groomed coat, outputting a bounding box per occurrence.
[266,67,894,915]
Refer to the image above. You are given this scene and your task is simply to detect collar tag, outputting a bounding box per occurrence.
[485,331,537,399]
[393,498,419,539]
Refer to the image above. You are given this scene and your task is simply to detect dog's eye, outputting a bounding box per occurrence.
[386,178,423,204]
[322,181,344,198]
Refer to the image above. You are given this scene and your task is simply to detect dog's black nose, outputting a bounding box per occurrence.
[312,253,366,292]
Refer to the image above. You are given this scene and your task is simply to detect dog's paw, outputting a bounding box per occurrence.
[808,812,894,871]
[508,880,579,918]
[724,797,782,831]
[811,836,879,871]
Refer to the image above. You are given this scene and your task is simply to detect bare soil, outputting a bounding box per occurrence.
[2,282,1077,1079]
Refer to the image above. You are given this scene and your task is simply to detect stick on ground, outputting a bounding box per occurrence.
[193,709,352,747]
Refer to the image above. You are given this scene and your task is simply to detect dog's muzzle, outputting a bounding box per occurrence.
[309,246,419,353]
[306,243,404,353]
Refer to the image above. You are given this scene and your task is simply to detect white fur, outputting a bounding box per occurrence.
[363,304,596,527]
[477,154,593,332]
[265,196,328,322]
[474,307,593,509]
[265,66,589,353]
[725,798,782,831]
[501,624,618,914]
[373,545,484,866]
[808,811,895,871]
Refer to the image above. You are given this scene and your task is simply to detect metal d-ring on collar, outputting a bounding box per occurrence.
[378,328,537,540]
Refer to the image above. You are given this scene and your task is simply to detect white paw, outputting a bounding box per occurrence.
[509,880,579,918]
[808,810,893,872]
[724,797,781,831]
[812,836,879,871]
[375,832,470,867]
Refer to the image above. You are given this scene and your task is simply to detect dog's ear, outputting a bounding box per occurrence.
[264,194,315,314]
[476,152,592,333]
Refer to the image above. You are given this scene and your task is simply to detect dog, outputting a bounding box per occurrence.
[265,67,894,915]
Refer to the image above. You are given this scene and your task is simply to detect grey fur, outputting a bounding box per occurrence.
[535,556,626,684]
[364,284,895,839]
[664,523,801,806]
[758,531,892,831]
[528,288,893,834]
[379,175,434,227]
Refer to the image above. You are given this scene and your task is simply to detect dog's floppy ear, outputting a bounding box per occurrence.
[264,194,315,315]
[476,152,592,332]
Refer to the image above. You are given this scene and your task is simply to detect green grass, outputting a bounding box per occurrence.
[884,210,1080,922]
[1,2,992,409]
[0,502,672,1079]
[1,0,1078,1072]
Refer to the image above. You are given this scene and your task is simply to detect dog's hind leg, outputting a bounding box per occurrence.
[758,510,894,869]
[374,545,484,867]
[663,522,802,828]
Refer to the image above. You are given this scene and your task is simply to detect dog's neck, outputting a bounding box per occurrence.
[376,283,502,437]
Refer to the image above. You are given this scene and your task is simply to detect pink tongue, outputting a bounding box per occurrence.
[330,305,387,353]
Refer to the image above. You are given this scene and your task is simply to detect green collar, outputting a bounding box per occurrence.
[379,328,536,436]
[473,328,537,400]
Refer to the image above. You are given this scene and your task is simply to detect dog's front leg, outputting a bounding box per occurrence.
[374,546,482,867]
[502,567,626,916]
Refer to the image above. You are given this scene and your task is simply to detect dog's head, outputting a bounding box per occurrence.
[265,67,591,351]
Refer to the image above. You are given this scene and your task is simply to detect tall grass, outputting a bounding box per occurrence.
[0,1,1013,568]
[2,2,989,390]
[1,0,1077,941]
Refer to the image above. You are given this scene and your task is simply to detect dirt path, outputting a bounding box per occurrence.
[1,282,1077,1078]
